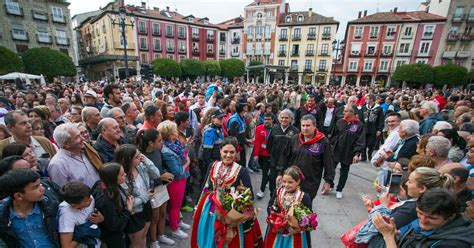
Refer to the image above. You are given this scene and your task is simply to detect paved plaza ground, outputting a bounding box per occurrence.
[169,161,378,247]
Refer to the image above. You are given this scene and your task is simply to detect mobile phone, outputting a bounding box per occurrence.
[388,173,403,194]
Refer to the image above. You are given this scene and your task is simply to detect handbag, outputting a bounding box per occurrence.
[340,219,369,248]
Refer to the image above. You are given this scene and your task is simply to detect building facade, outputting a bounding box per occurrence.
[341,10,446,86]
[218,16,245,60]
[0,0,74,59]
[274,9,338,84]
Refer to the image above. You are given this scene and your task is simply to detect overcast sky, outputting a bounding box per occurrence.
[70,0,424,39]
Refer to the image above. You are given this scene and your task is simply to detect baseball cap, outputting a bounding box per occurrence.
[84,90,98,99]
[212,109,225,119]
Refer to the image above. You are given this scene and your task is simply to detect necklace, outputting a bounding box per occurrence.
[215,162,233,189]
[280,189,298,210]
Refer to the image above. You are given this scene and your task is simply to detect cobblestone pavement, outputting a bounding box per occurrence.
[166,161,378,247]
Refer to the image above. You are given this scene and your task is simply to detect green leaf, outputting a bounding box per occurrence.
[0,46,24,74]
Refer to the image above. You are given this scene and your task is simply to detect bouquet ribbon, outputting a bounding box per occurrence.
[268,211,288,233]
[210,193,230,248]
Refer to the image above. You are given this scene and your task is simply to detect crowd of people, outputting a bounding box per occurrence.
[0,77,473,248]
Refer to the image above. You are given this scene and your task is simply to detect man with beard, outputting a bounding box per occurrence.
[100,84,122,118]
[361,94,384,161]
[278,114,335,200]
[294,95,322,130]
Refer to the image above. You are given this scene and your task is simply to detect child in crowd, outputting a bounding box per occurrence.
[58,181,103,248]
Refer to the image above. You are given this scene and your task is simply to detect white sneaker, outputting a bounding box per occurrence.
[158,235,176,245]
[256,191,264,199]
[171,228,189,239]
[150,240,160,248]
[179,221,191,230]
[336,191,343,199]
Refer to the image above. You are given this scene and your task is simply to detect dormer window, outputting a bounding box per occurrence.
[297,15,303,22]
[286,16,291,23]
[187,17,193,22]
[257,13,263,18]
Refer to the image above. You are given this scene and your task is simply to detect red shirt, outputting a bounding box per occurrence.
[253,124,271,157]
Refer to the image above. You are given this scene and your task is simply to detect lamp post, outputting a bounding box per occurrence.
[108,1,134,79]
[331,39,345,85]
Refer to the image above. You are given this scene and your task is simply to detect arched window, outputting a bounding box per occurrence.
[257,13,263,18]
[297,15,304,22]
[286,16,291,23]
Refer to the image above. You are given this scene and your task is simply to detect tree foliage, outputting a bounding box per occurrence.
[151,58,181,79]
[180,59,205,81]
[391,64,433,85]
[204,60,221,78]
[433,63,469,86]
[22,48,76,79]
[248,60,263,78]
[0,46,24,75]
[220,59,245,79]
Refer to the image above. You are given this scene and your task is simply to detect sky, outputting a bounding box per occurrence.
[69,0,424,40]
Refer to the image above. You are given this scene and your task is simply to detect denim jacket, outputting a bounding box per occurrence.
[161,144,190,180]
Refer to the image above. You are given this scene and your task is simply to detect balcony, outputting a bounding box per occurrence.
[279,35,288,41]
[51,14,65,23]
[461,33,472,41]
[207,36,215,42]
[166,47,174,53]
[452,14,464,22]
[442,51,456,59]
[207,51,214,56]
[468,15,474,22]
[321,33,331,40]
[152,30,161,36]
[397,50,412,57]
[231,37,240,44]
[349,50,360,57]
[304,68,312,73]
[456,51,471,59]
[319,51,330,56]
[307,33,316,40]
[365,51,377,57]
[192,35,199,41]
[11,30,28,41]
[447,33,459,41]
[178,33,186,39]
[354,34,362,39]
[247,50,254,55]
[56,37,70,46]
[363,66,373,72]
[32,10,47,21]
[318,67,328,72]
[231,51,239,57]
[380,51,393,57]
[138,28,147,35]
[153,46,162,52]
[305,50,314,56]
[179,48,186,54]
[36,34,52,44]
[278,51,286,57]
[291,51,299,57]
[5,3,23,16]
[422,32,433,39]
[417,50,433,57]
[139,44,148,51]
[165,32,174,38]
[219,49,225,55]
[369,33,379,39]
[292,35,301,41]
[347,66,358,72]
[192,49,200,56]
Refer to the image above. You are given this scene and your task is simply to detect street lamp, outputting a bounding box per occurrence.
[108,1,135,79]
[331,39,345,85]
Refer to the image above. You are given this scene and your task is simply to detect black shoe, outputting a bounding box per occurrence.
[249,166,260,173]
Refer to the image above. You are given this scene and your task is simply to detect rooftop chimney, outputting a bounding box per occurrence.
[153,7,159,11]
[358,11,362,18]
[394,7,398,13]
[141,1,146,9]
[364,10,367,17]
[166,6,170,12]
[308,7,312,17]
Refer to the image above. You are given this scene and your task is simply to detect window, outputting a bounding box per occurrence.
[166,39,174,52]
[398,43,410,54]
[232,45,239,55]
[51,6,64,22]
[219,44,225,54]
[278,60,285,66]
[265,25,271,39]
[192,28,199,39]
[286,16,291,23]
[348,61,358,71]
[366,45,376,55]
[32,10,48,20]
[153,23,160,35]
[220,32,226,42]
[293,28,301,39]
[403,27,413,37]
[416,59,428,64]
[37,29,50,43]
[304,60,312,70]
[6,0,21,15]
[423,25,434,39]
[266,11,273,17]
[454,7,464,20]
[153,39,161,51]
[120,36,128,46]
[354,26,363,39]
[469,7,474,20]
[256,25,263,38]
[363,60,373,71]
[396,60,407,68]
[207,30,214,40]
[140,53,148,64]
[279,44,286,54]
[56,30,68,45]
[292,44,299,55]
[321,44,329,54]
[369,26,379,38]
[419,41,431,54]
[178,26,186,38]
[323,27,331,35]
[308,28,316,38]
[382,44,393,55]
[179,41,186,52]
[247,26,254,38]
[291,60,298,70]
[247,43,254,54]
[207,44,213,53]
[319,60,327,71]
[138,21,146,33]
[386,26,396,39]
[297,15,304,22]
[280,29,287,39]
[307,44,314,54]
[154,53,162,59]
[192,42,199,52]
[102,20,106,33]
[379,60,389,71]
[139,37,147,49]
[255,43,262,54]
[351,43,361,55]
[264,42,271,54]
[167,54,174,59]
[166,25,173,37]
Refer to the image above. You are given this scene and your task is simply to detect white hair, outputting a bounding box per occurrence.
[421,101,439,114]
[53,123,78,148]
[278,109,294,121]
[81,106,97,122]
[432,121,452,132]
[106,107,124,118]
[400,119,419,136]
[426,136,451,158]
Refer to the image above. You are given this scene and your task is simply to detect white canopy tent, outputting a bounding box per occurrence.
[0,72,46,85]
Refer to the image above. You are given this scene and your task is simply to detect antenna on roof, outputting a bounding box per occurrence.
[376,0,380,12]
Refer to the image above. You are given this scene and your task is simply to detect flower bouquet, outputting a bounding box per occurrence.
[290,203,318,232]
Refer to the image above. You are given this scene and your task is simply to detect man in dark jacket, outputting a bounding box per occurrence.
[330,105,365,199]
[93,118,122,163]
[319,97,338,138]
[386,119,420,170]
[0,169,61,247]
[294,95,322,130]
[361,94,384,161]
[278,114,335,200]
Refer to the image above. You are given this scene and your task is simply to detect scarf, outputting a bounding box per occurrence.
[304,103,316,112]
[164,139,186,162]
[342,118,360,123]
[299,130,325,145]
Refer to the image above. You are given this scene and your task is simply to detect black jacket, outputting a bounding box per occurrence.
[295,104,322,130]
[319,103,339,136]
[361,104,384,134]
[330,119,366,165]
[93,135,119,163]
[267,124,299,168]
[0,179,61,248]
[388,135,420,165]
[279,133,335,200]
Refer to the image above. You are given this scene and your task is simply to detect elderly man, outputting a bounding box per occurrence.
[107,107,136,144]
[419,100,443,135]
[121,102,141,128]
[141,105,163,131]
[371,112,402,167]
[83,90,102,110]
[0,110,56,158]
[425,136,452,169]
[278,114,335,200]
[387,119,420,164]
[93,117,122,163]
[82,106,101,141]
[47,123,101,187]
[320,97,338,137]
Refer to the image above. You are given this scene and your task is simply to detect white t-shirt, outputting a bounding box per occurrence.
[58,196,100,248]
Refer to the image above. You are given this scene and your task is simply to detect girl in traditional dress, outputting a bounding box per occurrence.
[191,137,263,248]
[265,166,312,248]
